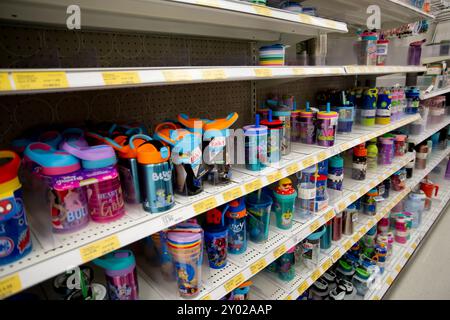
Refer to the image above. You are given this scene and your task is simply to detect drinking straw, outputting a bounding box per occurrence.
[327,102,331,113]
[256,114,260,127]
[306,101,310,112]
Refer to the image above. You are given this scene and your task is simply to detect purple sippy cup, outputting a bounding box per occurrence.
[93,250,139,300]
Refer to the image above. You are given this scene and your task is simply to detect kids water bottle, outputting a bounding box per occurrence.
[376,89,392,125]
[299,102,316,145]
[93,250,139,300]
[272,107,292,156]
[0,150,32,265]
[260,110,283,163]
[136,136,175,213]
[246,190,272,243]
[328,155,344,192]
[204,207,228,269]
[361,88,378,126]
[225,198,247,254]
[272,178,297,230]
[244,115,268,171]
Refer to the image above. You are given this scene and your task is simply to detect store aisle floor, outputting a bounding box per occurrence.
[385,204,450,300]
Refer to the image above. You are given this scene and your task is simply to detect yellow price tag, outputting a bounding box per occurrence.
[311,269,321,281]
[201,294,212,300]
[196,0,220,7]
[369,180,377,189]
[386,276,394,286]
[321,258,333,272]
[162,70,192,82]
[350,194,358,202]
[404,252,412,259]
[12,72,68,90]
[267,171,283,184]
[201,69,227,80]
[244,179,263,194]
[340,142,352,151]
[395,264,402,273]
[324,209,334,221]
[360,226,368,234]
[273,244,287,259]
[0,73,12,91]
[298,280,309,294]
[286,163,300,176]
[102,72,140,85]
[412,242,418,249]
[0,274,22,299]
[344,240,353,251]
[250,258,267,275]
[193,197,218,214]
[309,220,321,233]
[285,295,293,300]
[79,235,121,263]
[298,13,313,24]
[223,187,243,202]
[332,249,342,262]
[293,68,306,76]
[224,273,245,292]
[252,5,272,16]
[316,151,327,162]
[373,295,381,300]
[301,157,315,168]
[352,233,360,243]
[337,202,346,212]
[254,68,273,77]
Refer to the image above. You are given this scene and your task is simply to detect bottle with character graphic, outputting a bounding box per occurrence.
[204,207,228,269]
[272,178,297,230]
[93,250,139,300]
[225,198,247,254]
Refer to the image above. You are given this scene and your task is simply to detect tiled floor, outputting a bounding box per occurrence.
[385,204,450,300]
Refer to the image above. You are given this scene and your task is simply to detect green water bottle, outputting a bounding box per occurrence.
[367,138,378,170]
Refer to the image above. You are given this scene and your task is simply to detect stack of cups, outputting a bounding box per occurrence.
[259,44,286,66]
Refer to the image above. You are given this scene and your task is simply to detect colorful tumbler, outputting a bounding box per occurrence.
[260,110,283,163]
[291,109,302,142]
[244,115,268,171]
[296,166,317,219]
[376,90,392,125]
[363,189,378,216]
[277,247,296,281]
[302,226,326,268]
[328,155,344,191]
[367,139,378,170]
[273,109,292,156]
[320,220,332,250]
[93,250,139,300]
[360,88,378,126]
[225,198,247,254]
[394,134,407,157]
[272,178,297,230]
[378,136,394,166]
[246,191,272,243]
[299,103,316,145]
[313,174,328,211]
[405,88,420,114]
[50,187,90,233]
[0,151,32,265]
[336,105,354,134]
[167,226,203,298]
[352,144,367,181]
[204,207,228,269]
[316,105,338,147]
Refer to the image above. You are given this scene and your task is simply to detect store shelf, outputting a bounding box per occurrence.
[0,114,420,299]
[251,146,450,300]
[366,175,450,300]
[250,154,414,300]
[0,66,426,95]
[408,116,450,145]
[0,0,347,42]
[421,55,450,65]
[299,0,434,26]
[420,86,450,100]
[344,65,426,75]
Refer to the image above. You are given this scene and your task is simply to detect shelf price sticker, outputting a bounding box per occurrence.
[285,163,300,176]
[102,72,140,85]
[350,193,358,203]
[223,187,243,202]
[193,197,218,214]
[80,235,121,263]
[267,171,283,184]
[250,258,267,275]
[324,209,334,221]
[311,269,321,282]
[298,13,313,24]
[224,273,245,292]
[337,201,346,212]
[316,151,328,162]
[352,233,360,243]
[162,70,192,82]
[201,69,227,80]
[332,249,342,262]
[343,239,353,251]
[293,68,306,76]
[395,264,402,273]
[301,157,315,168]
[201,294,212,300]
[372,295,381,300]
[273,244,287,259]
[404,252,412,259]
[297,280,309,294]
[412,242,418,249]
[244,179,263,194]
[386,275,394,286]
[285,295,293,300]
[252,5,272,17]
[0,273,22,299]
[359,225,368,235]
[196,0,220,7]
[254,68,273,78]
[321,258,333,272]
[340,142,352,152]
[12,72,69,90]
[0,73,12,91]
[309,220,321,233]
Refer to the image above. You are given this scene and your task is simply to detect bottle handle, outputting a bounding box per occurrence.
[129,134,152,150]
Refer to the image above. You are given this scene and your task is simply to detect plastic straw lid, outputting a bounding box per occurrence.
[367,188,378,197]
[245,191,272,208]
[317,103,338,119]
[226,198,247,218]
[329,155,344,167]
[93,250,136,271]
[167,231,202,246]
[244,114,268,136]
[353,144,367,157]
[260,109,283,129]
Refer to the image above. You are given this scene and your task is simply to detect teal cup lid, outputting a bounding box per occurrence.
[329,155,344,168]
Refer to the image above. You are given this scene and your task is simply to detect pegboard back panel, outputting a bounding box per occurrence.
[0,23,253,68]
[256,76,357,107]
[0,81,252,147]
